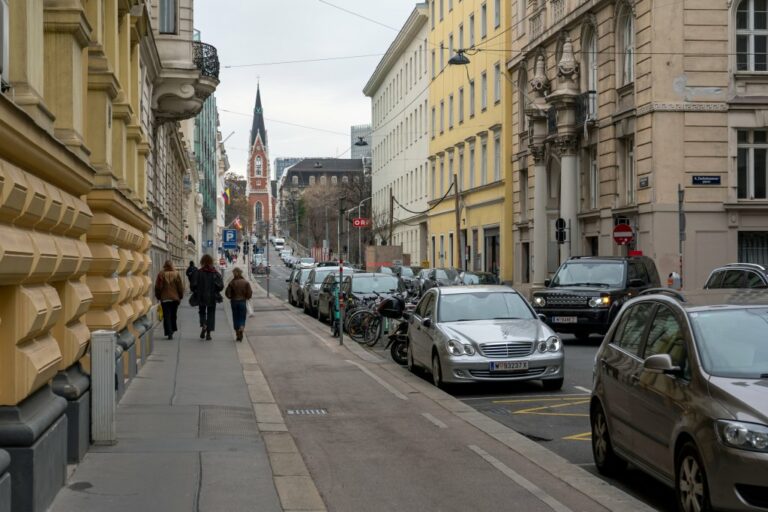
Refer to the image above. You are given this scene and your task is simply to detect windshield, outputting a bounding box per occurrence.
[439,292,534,322]
[552,261,625,287]
[352,276,400,294]
[300,258,315,264]
[690,308,768,379]
[312,268,335,283]
[399,267,414,277]
[462,273,498,285]
[379,267,394,274]
[299,268,312,284]
[435,269,458,282]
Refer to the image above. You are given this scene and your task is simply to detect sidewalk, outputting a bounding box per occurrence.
[50,302,283,512]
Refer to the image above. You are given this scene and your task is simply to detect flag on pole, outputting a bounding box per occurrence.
[222,187,231,205]
[233,216,242,230]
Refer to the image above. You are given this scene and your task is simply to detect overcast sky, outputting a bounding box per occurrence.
[195,1,418,178]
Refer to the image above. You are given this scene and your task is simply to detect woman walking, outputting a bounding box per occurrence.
[191,254,224,341]
[225,267,253,341]
[155,260,184,340]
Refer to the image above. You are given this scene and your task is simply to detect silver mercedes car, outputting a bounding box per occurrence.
[406,286,564,389]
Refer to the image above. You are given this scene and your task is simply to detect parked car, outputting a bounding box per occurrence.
[273,237,285,250]
[298,257,316,268]
[340,272,405,310]
[457,271,501,285]
[416,268,434,294]
[303,266,352,316]
[407,286,564,390]
[316,261,339,267]
[704,262,768,289]
[590,288,768,512]
[287,267,313,307]
[316,271,348,323]
[420,268,459,294]
[395,266,420,296]
[531,256,660,342]
[252,254,270,275]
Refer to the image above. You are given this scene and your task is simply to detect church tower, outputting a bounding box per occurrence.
[247,84,271,236]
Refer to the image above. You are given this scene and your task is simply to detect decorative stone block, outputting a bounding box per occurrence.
[51,366,90,463]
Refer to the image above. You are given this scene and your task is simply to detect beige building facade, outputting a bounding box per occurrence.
[0,1,217,510]
[508,0,768,292]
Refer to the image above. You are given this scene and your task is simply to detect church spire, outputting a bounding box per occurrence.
[249,84,267,148]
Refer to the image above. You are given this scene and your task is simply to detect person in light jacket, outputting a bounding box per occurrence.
[155,260,185,340]
[225,267,253,341]
[191,254,224,341]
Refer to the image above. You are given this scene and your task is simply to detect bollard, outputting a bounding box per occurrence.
[91,330,117,446]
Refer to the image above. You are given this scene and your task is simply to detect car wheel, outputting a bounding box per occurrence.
[676,442,711,512]
[431,352,445,389]
[542,378,564,391]
[591,401,627,476]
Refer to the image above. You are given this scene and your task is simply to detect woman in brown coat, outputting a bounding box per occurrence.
[225,267,253,341]
[155,260,185,339]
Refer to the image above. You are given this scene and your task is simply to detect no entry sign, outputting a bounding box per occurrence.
[352,218,370,228]
[613,223,634,245]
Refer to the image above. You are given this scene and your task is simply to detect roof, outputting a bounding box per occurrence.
[436,285,518,295]
[250,84,267,148]
[630,288,768,311]
[287,158,364,173]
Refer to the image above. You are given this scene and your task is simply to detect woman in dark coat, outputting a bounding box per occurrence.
[190,254,224,340]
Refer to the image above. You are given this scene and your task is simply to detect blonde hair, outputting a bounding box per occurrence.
[232,267,244,279]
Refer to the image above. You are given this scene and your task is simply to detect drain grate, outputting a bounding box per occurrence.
[286,408,328,416]
[199,406,259,438]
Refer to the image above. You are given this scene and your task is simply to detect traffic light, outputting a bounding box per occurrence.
[555,218,567,244]
[243,241,250,254]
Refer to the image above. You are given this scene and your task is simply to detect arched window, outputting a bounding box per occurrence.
[321,175,327,185]
[582,27,598,117]
[255,156,263,176]
[331,176,338,185]
[737,0,768,71]
[309,176,315,185]
[255,202,263,222]
[618,6,635,85]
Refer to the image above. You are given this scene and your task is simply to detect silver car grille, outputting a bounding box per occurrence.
[544,294,590,308]
[480,342,534,358]
[469,368,546,378]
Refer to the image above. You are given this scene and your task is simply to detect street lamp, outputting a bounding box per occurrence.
[354,136,369,147]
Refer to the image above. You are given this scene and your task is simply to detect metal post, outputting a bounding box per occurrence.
[338,261,344,345]
[266,224,270,298]
[91,330,117,445]
[325,206,329,260]
[454,174,462,270]
[389,188,394,245]
[678,184,685,288]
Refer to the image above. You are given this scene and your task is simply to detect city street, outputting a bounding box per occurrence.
[256,246,676,512]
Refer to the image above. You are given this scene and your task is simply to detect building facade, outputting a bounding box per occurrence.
[364,4,430,265]
[247,85,272,238]
[351,124,373,159]
[507,0,768,291]
[195,93,219,255]
[0,1,218,510]
[275,157,304,182]
[426,0,514,278]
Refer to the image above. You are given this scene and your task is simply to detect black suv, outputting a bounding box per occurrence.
[704,262,768,289]
[531,256,660,341]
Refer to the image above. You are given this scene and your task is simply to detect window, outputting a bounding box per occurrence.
[458,87,465,122]
[737,0,768,70]
[494,0,501,28]
[518,68,528,133]
[449,0,453,11]
[481,3,488,38]
[440,100,445,133]
[588,146,598,210]
[458,149,465,189]
[440,0,444,20]
[469,143,476,188]
[623,136,636,204]
[481,139,488,185]
[493,132,501,181]
[431,0,436,29]
[292,176,299,185]
[494,63,501,103]
[619,8,635,85]
[440,159,445,195]
[255,202,263,222]
[449,34,454,59]
[469,80,476,116]
[644,306,688,371]
[517,0,527,36]
[255,156,263,176]
[159,0,178,34]
[520,169,529,220]
[331,176,337,185]
[342,176,349,184]
[431,50,436,78]
[583,29,598,118]
[431,162,436,198]
[611,302,654,356]
[481,72,488,110]
[738,129,768,199]
[449,94,454,128]
[469,13,476,46]
[309,176,316,186]
[0,0,8,88]
[431,107,436,137]
[440,42,445,69]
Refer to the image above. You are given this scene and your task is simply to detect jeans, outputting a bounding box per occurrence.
[161,300,179,336]
[231,300,247,330]
[198,304,216,332]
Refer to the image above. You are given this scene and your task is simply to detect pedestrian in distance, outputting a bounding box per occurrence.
[225,267,253,342]
[190,253,224,341]
[185,260,197,291]
[155,260,184,340]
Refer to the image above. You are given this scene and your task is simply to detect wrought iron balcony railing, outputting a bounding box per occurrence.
[192,42,220,81]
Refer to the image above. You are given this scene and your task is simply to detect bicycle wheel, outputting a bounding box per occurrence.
[346,310,373,343]
[362,314,382,346]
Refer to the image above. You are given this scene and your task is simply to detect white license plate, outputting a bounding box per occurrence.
[552,316,578,324]
[489,360,529,372]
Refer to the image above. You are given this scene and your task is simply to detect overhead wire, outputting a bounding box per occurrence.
[393,181,455,216]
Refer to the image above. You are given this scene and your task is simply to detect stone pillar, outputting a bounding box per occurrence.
[0,449,9,512]
[547,35,581,261]
[526,56,551,285]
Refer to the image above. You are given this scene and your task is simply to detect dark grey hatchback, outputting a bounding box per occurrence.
[591,289,768,512]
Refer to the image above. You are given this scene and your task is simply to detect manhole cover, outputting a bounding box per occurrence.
[286,408,328,416]
[199,406,259,438]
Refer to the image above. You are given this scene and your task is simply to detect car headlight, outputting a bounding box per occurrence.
[716,420,768,452]
[446,339,475,356]
[538,336,562,353]
[588,296,611,308]
[533,296,546,307]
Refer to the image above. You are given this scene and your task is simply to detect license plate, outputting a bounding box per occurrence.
[552,316,578,324]
[489,360,529,372]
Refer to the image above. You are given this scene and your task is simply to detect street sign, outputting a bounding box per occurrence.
[613,223,634,245]
[223,229,238,250]
[352,217,371,228]
[206,240,213,248]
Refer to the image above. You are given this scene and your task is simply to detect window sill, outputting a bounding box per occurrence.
[724,201,768,209]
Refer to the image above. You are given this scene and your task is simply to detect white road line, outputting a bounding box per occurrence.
[574,386,592,394]
[346,360,408,401]
[421,412,448,429]
[468,445,574,512]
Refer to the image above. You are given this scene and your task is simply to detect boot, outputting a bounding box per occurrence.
[200,326,206,339]
[236,328,243,342]
[205,332,212,341]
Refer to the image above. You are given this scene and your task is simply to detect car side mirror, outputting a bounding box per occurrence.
[538,314,547,322]
[644,353,681,375]
[544,279,551,287]
[422,318,432,328]
[629,278,645,288]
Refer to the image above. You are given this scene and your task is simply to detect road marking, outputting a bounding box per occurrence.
[574,386,592,394]
[563,431,592,442]
[346,360,408,401]
[468,445,574,512]
[513,400,590,417]
[421,412,448,429]
[493,397,589,405]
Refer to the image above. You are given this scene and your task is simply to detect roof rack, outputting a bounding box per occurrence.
[723,262,767,271]
[638,288,687,302]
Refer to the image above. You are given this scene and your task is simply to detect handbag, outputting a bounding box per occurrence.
[156,303,163,321]
[247,300,255,318]
[189,292,200,307]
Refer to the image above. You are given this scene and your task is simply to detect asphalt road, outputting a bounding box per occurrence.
[259,246,675,512]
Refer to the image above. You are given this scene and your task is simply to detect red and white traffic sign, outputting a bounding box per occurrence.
[613,223,635,245]
[352,217,371,228]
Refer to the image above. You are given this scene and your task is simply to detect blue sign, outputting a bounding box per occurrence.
[692,175,721,186]
[222,229,238,250]
[206,240,213,248]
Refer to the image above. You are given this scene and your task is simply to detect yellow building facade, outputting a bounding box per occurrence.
[0,1,217,510]
[427,0,514,280]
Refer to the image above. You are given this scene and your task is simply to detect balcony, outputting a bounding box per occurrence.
[153,39,220,121]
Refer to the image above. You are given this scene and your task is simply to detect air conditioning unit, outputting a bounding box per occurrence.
[0,0,9,93]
